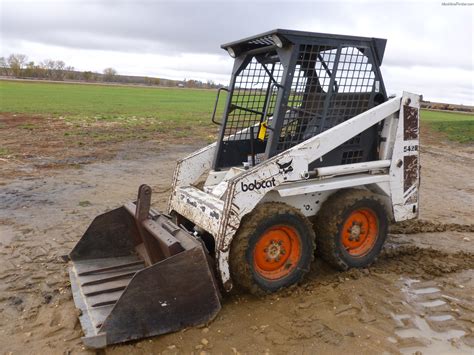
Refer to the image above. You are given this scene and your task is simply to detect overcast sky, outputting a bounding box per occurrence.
[1,0,473,104]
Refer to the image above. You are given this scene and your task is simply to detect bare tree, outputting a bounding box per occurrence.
[53,60,66,80]
[65,66,76,80]
[23,61,37,77]
[103,67,117,82]
[40,59,56,79]
[0,57,9,76]
[7,54,28,77]
[206,80,216,89]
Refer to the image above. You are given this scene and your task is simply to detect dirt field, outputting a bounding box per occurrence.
[0,115,473,354]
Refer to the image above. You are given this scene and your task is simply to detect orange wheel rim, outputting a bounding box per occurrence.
[341,208,378,257]
[253,225,301,280]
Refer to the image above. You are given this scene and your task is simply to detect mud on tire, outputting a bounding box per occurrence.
[230,202,315,295]
[314,189,388,270]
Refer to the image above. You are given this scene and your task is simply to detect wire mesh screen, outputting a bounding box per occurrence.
[276,44,378,154]
[224,58,284,140]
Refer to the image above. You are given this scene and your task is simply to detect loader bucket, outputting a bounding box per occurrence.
[68,185,221,349]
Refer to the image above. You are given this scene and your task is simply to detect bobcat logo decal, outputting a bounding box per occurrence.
[276,159,293,174]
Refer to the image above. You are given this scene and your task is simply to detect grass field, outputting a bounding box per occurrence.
[0,80,221,126]
[1,80,472,143]
[420,110,474,143]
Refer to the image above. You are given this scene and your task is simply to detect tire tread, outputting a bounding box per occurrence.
[313,189,388,270]
[230,202,315,295]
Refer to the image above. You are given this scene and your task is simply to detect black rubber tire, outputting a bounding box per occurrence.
[314,189,388,271]
[230,202,315,295]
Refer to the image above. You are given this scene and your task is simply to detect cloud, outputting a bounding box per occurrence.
[1,0,473,104]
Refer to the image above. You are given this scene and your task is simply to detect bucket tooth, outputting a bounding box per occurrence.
[68,184,221,348]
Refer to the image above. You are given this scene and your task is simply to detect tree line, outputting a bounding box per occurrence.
[0,54,117,82]
[0,53,222,89]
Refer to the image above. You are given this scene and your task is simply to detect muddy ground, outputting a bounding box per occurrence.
[0,116,473,354]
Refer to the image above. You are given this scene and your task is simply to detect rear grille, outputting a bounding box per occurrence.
[341,150,364,164]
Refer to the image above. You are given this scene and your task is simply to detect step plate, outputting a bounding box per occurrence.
[171,185,224,236]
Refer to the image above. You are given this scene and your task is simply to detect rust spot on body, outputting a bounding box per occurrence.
[404,155,418,204]
[403,105,419,140]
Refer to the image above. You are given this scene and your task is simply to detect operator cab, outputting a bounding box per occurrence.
[211,29,388,171]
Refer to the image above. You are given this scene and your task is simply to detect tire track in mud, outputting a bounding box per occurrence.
[380,221,474,353]
[368,241,474,353]
[390,277,474,354]
[390,219,474,234]
[341,244,474,280]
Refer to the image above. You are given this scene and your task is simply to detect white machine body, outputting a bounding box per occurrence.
[168,92,420,290]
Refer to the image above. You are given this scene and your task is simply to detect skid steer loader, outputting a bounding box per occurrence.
[68,29,421,348]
